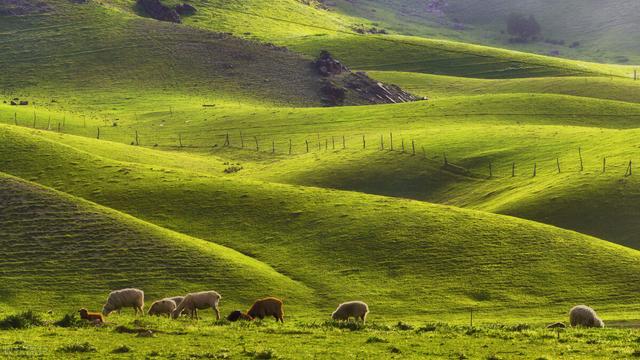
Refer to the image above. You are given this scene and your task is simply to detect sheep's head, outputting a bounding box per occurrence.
[102,303,114,316]
[171,309,181,319]
[147,305,157,316]
[331,311,339,320]
[595,318,605,328]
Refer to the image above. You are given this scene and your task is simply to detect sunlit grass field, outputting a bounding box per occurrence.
[2,0,640,358]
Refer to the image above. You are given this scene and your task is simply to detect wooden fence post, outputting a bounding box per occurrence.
[380,135,384,150]
[179,133,183,148]
[342,135,345,149]
[240,131,245,148]
[289,139,292,155]
[135,130,139,145]
[362,135,366,149]
[254,136,259,151]
[412,140,415,155]
[272,139,275,154]
[512,162,516,177]
[332,136,335,150]
[489,162,493,178]
[626,161,632,177]
[97,127,100,139]
[533,163,537,177]
[443,153,448,165]
[401,139,405,153]
[556,158,561,173]
[33,112,36,128]
[224,132,230,147]
[579,147,583,172]
[14,112,17,125]
[602,157,606,173]
[325,139,328,151]
[305,140,309,153]
[390,132,394,151]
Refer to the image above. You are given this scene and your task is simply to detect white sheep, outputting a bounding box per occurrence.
[102,288,144,316]
[331,301,369,323]
[147,299,177,317]
[172,291,221,320]
[569,305,604,328]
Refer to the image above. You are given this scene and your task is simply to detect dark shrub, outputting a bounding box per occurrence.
[0,311,44,330]
[54,313,85,328]
[506,13,541,42]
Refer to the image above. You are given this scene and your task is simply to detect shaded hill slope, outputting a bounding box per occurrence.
[0,0,326,108]
[0,172,313,313]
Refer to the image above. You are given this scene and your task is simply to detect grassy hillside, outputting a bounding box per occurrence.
[3,1,640,357]
[3,89,640,248]
[369,71,640,103]
[327,0,640,65]
[2,124,640,320]
[101,0,634,79]
[0,0,328,109]
[0,172,313,314]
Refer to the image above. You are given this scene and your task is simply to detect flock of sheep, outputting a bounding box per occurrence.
[78,288,368,325]
[79,288,604,329]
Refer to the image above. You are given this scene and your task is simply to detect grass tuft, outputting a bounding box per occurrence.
[58,342,97,353]
[54,313,86,328]
[0,311,44,330]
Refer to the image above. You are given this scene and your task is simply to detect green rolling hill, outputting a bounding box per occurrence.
[2,124,640,321]
[0,0,639,334]
[0,171,313,314]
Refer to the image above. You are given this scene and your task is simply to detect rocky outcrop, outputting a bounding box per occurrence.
[175,3,196,16]
[137,0,181,23]
[345,72,419,104]
[314,50,349,77]
[314,51,422,106]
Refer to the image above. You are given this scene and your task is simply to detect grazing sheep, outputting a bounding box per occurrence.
[147,299,177,317]
[569,305,605,328]
[227,310,253,322]
[332,301,369,323]
[102,288,144,316]
[78,308,104,324]
[247,297,284,323]
[172,291,221,320]
[167,296,185,316]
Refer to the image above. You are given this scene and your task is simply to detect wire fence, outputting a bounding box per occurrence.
[4,111,636,180]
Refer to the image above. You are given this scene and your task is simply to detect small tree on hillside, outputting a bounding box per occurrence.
[506,13,541,42]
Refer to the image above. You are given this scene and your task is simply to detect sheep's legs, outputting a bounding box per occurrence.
[213,306,220,320]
